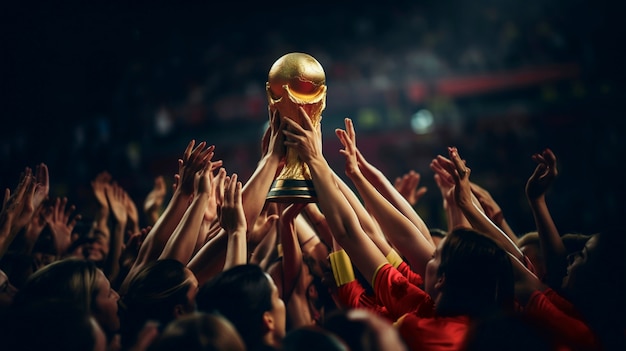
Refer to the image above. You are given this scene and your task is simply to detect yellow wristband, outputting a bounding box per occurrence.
[329,250,356,286]
[386,249,403,268]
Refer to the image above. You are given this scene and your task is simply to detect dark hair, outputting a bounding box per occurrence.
[323,309,382,351]
[565,228,626,350]
[148,311,246,351]
[196,264,275,351]
[429,227,448,239]
[436,228,515,318]
[120,259,194,348]
[282,326,347,351]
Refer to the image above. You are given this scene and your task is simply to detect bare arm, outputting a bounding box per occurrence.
[337,118,435,276]
[525,148,566,288]
[282,108,387,284]
[436,147,524,261]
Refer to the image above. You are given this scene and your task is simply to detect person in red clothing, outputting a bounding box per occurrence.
[282,111,516,350]
[437,145,606,351]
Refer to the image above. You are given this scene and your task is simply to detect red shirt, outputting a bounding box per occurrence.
[524,289,601,351]
[374,263,468,351]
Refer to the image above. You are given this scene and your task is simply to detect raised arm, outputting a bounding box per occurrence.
[267,202,306,297]
[394,170,427,207]
[119,140,215,293]
[437,147,524,262]
[525,148,566,288]
[336,118,434,276]
[220,172,248,270]
[104,183,128,281]
[240,107,285,242]
[0,170,36,258]
[282,108,387,283]
[352,124,433,247]
[470,182,517,242]
[429,159,472,231]
[158,157,216,265]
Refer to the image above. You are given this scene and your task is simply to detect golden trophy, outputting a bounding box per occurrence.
[266,52,327,203]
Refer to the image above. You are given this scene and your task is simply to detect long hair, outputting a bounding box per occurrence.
[12,257,100,313]
[196,264,275,351]
[435,228,515,318]
[120,259,194,348]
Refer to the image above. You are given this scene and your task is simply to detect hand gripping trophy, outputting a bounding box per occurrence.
[265,52,327,203]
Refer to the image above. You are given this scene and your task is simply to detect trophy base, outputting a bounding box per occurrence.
[266,179,317,203]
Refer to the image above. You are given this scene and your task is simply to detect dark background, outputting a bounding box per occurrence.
[1,0,624,235]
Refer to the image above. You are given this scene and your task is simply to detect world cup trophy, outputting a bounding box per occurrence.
[265,52,327,203]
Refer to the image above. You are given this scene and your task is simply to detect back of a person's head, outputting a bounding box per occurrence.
[12,257,98,313]
[566,228,626,350]
[429,227,448,245]
[120,259,193,347]
[2,299,106,351]
[561,232,592,255]
[196,264,273,351]
[282,326,348,351]
[148,312,246,351]
[323,308,408,351]
[516,231,539,248]
[437,228,515,318]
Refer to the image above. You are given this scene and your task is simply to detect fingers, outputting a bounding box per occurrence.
[183,140,196,163]
[447,146,470,180]
[297,106,315,131]
[344,117,355,144]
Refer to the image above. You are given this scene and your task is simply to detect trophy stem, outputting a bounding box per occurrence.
[266,179,317,203]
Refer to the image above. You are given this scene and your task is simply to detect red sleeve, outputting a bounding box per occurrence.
[396,261,424,287]
[542,288,584,319]
[337,280,392,320]
[525,290,601,351]
[373,263,435,320]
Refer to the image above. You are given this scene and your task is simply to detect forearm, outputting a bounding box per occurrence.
[528,196,566,285]
[348,170,434,275]
[105,220,126,282]
[223,229,247,271]
[444,200,472,231]
[160,195,208,264]
[359,159,433,245]
[188,230,228,285]
[242,154,281,230]
[307,157,387,282]
[138,191,190,263]
[334,173,392,255]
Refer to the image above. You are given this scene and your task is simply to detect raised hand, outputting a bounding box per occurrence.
[525,148,558,201]
[436,147,473,208]
[2,168,36,236]
[218,173,246,236]
[246,203,279,253]
[44,196,81,256]
[394,170,427,207]
[335,118,360,178]
[106,183,129,226]
[32,162,50,209]
[91,171,112,209]
[282,106,323,164]
[1,170,36,257]
[175,140,216,197]
[266,106,287,162]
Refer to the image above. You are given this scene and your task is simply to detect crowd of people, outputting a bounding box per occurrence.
[0,103,623,350]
